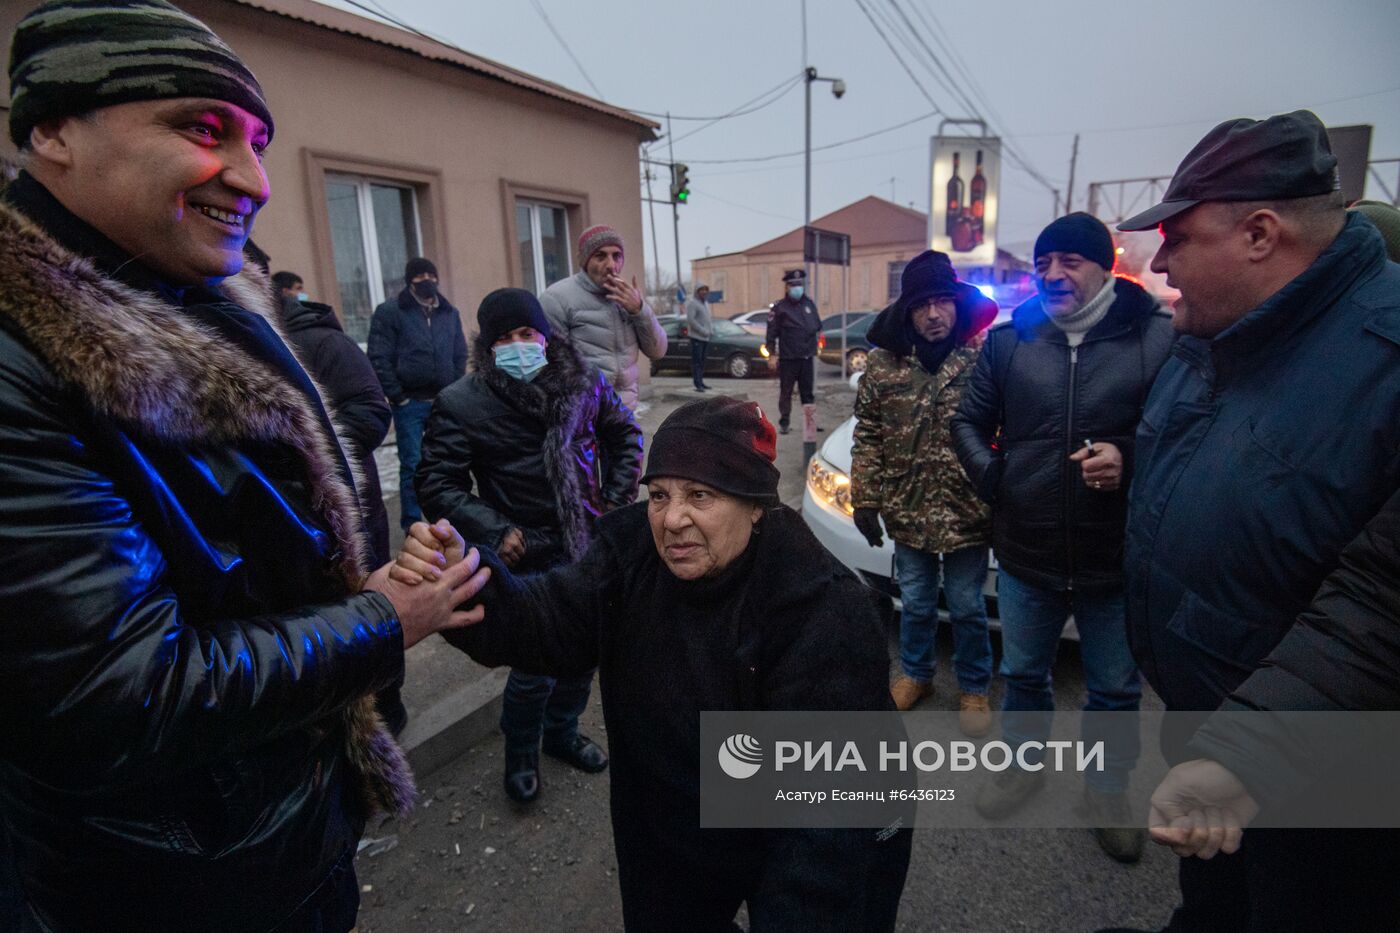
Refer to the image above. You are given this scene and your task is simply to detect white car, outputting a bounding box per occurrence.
[728,308,772,337]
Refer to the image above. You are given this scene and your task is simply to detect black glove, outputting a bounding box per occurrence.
[852,507,884,548]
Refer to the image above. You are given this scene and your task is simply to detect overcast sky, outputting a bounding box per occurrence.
[322,0,1400,279]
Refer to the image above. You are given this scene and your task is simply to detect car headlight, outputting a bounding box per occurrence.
[759,344,770,359]
[808,454,854,515]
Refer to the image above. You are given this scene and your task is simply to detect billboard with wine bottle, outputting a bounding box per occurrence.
[928,136,1000,266]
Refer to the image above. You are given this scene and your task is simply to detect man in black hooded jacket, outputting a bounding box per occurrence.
[416,288,643,803]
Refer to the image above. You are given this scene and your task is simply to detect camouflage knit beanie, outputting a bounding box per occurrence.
[8,0,273,149]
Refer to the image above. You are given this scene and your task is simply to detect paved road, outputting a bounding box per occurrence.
[357,370,1180,932]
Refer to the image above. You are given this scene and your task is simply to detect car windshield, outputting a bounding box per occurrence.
[712,319,745,337]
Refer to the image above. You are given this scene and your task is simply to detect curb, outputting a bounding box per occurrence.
[398,667,510,780]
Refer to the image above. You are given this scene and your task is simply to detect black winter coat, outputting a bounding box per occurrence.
[367,287,467,403]
[415,335,643,571]
[448,504,912,932]
[281,295,393,566]
[765,295,823,359]
[0,183,407,932]
[951,279,1174,590]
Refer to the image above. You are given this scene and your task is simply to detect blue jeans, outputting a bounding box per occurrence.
[393,399,433,529]
[500,668,596,755]
[996,569,1141,792]
[894,543,992,694]
[690,339,709,388]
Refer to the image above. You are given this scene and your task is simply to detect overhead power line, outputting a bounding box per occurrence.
[854,0,1059,196]
[681,109,941,164]
[850,0,944,117]
[528,0,604,99]
[668,75,805,146]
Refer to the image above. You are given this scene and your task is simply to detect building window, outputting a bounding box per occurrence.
[887,261,908,301]
[516,200,571,295]
[325,175,422,342]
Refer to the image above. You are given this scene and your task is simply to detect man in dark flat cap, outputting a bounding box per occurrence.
[0,2,488,930]
[1116,110,1400,931]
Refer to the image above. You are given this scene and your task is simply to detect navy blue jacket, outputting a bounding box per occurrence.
[765,295,823,359]
[366,287,468,403]
[1125,213,1400,711]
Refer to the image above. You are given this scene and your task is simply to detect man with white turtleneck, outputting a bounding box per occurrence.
[952,212,1175,862]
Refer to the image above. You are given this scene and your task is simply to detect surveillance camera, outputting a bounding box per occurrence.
[831,79,846,99]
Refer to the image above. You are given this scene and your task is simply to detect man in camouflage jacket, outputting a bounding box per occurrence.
[850,251,997,734]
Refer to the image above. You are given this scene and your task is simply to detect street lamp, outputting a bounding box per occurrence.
[805,67,845,231]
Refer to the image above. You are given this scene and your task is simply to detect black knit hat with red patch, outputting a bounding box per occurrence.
[642,396,780,505]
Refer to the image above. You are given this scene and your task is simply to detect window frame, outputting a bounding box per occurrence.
[500,180,589,292]
[304,151,447,337]
[515,198,573,294]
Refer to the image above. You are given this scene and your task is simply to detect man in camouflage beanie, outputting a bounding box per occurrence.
[8,0,274,148]
[0,2,489,930]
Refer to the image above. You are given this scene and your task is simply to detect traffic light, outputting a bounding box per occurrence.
[670,162,690,205]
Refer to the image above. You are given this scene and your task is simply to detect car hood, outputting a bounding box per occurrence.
[818,415,857,474]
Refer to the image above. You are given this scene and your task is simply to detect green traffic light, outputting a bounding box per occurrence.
[677,190,689,203]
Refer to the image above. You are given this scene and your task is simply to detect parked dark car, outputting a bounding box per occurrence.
[651,317,775,379]
[816,313,878,372]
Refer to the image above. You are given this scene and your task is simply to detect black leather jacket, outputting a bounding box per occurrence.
[951,279,1175,590]
[416,336,643,572]
[0,182,404,931]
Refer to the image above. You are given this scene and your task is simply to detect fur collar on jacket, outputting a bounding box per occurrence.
[0,200,413,816]
[470,331,600,561]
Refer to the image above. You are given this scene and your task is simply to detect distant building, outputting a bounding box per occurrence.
[691,195,1034,317]
[0,0,658,342]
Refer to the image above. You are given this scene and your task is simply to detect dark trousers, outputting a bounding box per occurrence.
[1167,829,1400,932]
[777,356,814,424]
[690,339,709,388]
[500,668,596,754]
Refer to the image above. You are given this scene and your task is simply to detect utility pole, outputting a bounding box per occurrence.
[1052,188,1061,221]
[667,112,682,301]
[1065,133,1080,214]
[890,177,896,202]
[643,151,661,299]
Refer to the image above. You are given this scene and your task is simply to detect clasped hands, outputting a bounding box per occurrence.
[363,519,489,649]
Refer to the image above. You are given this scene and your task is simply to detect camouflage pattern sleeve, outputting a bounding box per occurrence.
[850,352,886,511]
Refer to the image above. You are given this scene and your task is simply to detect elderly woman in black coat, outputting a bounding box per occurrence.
[397,396,911,932]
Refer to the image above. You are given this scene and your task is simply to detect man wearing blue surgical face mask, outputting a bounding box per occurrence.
[765,268,823,435]
[416,287,643,804]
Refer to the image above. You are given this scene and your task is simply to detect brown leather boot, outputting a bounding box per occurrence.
[958,692,992,737]
[890,675,933,711]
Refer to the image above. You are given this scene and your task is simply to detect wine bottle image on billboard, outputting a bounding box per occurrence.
[945,151,963,237]
[970,150,987,246]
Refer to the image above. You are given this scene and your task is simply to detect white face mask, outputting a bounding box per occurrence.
[493,341,548,382]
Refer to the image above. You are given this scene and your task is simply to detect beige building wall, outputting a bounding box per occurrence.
[694,245,924,318]
[0,0,653,340]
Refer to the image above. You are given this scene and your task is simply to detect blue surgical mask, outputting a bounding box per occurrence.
[788,286,804,300]
[296,291,309,302]
[493,341,548,382]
